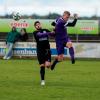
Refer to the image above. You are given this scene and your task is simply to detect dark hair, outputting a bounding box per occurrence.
[63,11,70,16]
[34,21,40,26]
[21,28,27,34]
[20,28,28,41]
[12,26,17,32]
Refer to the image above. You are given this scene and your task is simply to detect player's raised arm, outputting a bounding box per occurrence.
[66,14,78,27]
[51,11,78,27]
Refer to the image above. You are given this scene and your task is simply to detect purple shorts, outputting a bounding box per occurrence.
[56,38,71,55]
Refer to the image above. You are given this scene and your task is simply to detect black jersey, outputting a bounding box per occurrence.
[33,29,50,48]
[33,29,51,64]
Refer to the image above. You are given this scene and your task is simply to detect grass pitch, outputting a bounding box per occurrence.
[0,59,100,100]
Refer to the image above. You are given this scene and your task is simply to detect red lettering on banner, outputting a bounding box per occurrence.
[10,22,29,28]
[80,27,95,31]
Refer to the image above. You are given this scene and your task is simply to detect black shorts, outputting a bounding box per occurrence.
[37,47,51,65]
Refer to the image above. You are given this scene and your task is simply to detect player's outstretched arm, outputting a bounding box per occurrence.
[67,14,78,27]
[37,31,55,37]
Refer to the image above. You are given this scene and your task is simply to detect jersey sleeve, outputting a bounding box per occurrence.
[66,19,77,27]
[56,18,65,26]
[44,29,55,37]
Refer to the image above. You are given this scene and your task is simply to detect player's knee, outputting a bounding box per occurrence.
[58,55,64,61]
[66,42,73,48]
[45,61,51,68]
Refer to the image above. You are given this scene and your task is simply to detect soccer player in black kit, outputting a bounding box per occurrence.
[33,21,54,86]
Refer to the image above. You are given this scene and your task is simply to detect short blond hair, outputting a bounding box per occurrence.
[63,11,70,16]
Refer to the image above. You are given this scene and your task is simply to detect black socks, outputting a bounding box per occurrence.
[40,67,45,80]
[69,47,75,64]
[51,59,59,70]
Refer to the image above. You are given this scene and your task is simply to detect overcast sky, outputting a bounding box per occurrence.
[0,0,100,16]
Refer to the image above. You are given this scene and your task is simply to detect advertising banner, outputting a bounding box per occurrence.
[0,42,67,57]
[0,42,100,58]
[0,19,99,34]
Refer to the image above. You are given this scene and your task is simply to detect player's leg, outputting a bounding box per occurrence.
[45,49,51,68]
[66,41,75,64]
[51,54,64,70]
[40,64,45,86]
[37,48,46,86]
[40,48,51,85]
[51,43,64,70]
[45,61,51,68]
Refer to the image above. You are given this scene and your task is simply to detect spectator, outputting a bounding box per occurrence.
[3,27,19,60]
[19,28,28,42]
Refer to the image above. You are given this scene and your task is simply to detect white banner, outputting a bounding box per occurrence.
[0,42,67,57]
[0,42,100,58]
[74,43,100,58]
[0,42,37,56]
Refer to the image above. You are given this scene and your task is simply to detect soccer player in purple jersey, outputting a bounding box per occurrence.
[51,11,78,70]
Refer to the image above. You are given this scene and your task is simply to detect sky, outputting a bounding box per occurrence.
[0,0,100,16]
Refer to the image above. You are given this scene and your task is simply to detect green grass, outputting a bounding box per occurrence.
[0,59,100,100]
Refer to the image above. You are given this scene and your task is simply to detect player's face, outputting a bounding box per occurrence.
[63,13,70,21]
[35,23,42,30]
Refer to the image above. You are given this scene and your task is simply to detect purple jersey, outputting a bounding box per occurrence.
[53,17,77,55]
[55,17,68,40]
